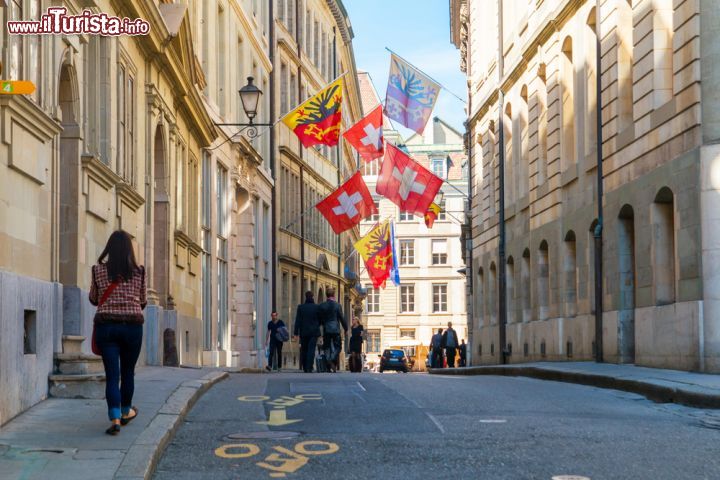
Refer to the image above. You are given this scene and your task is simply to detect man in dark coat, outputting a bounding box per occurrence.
[430,328,443,368]
[459,339,467,367]
[293,291,321,373]
[319,287,347,372]
[441,322,459,368]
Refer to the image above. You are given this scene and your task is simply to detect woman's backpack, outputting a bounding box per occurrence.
[275,325,290,342]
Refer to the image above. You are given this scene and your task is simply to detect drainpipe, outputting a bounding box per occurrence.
[497,0,507,365]
[270,0,277,312]
[593,0,604,362]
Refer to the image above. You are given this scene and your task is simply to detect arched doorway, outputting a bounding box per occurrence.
[58,63,81,334]
[152,125,169,307]
[618,204,636,363]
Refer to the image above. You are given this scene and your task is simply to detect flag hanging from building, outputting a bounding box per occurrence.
[389,220,401,287]
[384,53,440,134]
[315,172,377,234]
[424,202,441,229]
[354,219,393,289]
[376,143,444,216]
[342,105,384,162]
[282,77,343,148]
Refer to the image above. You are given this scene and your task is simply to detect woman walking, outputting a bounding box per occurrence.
[89,230,146,435]
[349,317,364,372]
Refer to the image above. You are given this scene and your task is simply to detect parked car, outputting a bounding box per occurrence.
[379,349,409,373]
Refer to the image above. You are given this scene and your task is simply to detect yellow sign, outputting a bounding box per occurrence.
[255,409,302,427]
[214,443,260,459]
[214,440,340,477]
[0,81,36,95]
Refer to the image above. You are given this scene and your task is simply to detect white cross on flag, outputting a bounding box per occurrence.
[316,171,377,234]
[376,144,443,216]
[342,105,384,162]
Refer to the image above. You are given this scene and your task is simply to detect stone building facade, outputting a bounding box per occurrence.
[274,0,364,369]
[450,0,720,372]
[357,73,469,370]
[0,0,279,425]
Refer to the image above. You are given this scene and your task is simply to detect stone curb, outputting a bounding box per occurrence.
[113,371,228,480]
[427,366,720,410]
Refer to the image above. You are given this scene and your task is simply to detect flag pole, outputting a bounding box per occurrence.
[384,47,467,105]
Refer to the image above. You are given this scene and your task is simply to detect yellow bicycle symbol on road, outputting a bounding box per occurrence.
[215,440,340,477]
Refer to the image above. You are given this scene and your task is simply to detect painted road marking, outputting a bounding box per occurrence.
[214,443,260,459]
[479,419,508,423]
[238,395,271,402]
[255,409,303,426]
[552,476,591,480]
[214,441,340,477]
[425,413,446,434]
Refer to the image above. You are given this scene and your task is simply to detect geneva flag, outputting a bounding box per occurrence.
[282,77,343,148]
[385,53,440,134]
[355,220,393,289]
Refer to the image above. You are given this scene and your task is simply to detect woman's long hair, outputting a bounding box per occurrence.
[98,230,139,282]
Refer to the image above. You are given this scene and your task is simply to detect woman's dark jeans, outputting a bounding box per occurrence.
[96,323,143,421]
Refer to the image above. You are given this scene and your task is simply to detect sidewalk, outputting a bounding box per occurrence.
[429,362,720,409]
[0,366,227,480]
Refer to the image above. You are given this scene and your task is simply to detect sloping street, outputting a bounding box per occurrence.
[155,373,720,479]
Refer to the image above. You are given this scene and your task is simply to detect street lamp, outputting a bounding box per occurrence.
[215,76,273,139]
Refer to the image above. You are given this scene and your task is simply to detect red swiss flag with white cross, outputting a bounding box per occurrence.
[316,172,377,234]
[376,144,443,217]
[342,105,384,162]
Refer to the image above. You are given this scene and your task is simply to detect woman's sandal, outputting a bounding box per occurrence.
[105,424,121,435]
[120,407,139,426]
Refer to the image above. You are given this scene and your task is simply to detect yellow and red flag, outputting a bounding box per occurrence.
[282,77,343,148]
[424,202,441,228]
[355,219,393,289]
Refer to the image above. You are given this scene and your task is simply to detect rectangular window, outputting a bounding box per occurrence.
[431,157,446,179]
[117,64,125,177]
[369,201,380,222]
[432,239,448,265]
[399,210,413,222]
[217,5,226,115]
[367,330,381,353]
[313,21,319,66]
[217,236,228,349]
[363,158,379,176]
[365,284,380,313]
[433,283,448,312]
[263,203,271,262]
[400,285,415,313]
[216,165,228,236]
[176,143,186,229]
[438,199,447,220]
[280,62,289,114]
[399,328,415,340]
[202,229,212,350]
[399,240,414,265]
[202,152,211,227]
[290,72,298,111]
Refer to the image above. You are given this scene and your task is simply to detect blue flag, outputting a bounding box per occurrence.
[389,220,401,287]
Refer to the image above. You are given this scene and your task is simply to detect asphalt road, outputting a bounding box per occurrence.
[154,371,720,480]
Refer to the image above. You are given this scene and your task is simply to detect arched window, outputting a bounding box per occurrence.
[521,249,531,322]
[588,219,598,314]
[507,256,515,324]
[536,64,548,187]
[519,85,529,199]
[653,0,674,108]
[537,240,550,320]
[618,204,636,363]
[653,187,676,305]
[585,8,598,155]
[489,262,498,325]
[564,231,578,317]
[561,36,576,171]
[504,103,514,204]
[477,266,485,327]
[617,0,634,130]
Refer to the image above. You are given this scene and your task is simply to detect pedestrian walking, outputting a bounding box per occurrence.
[265,312,288,372]
[89,230,146,436]
[319,287,347,372]
[442,322,459,368]
[293,291,321,373]
[430,328,443,369]
[459,339,467,367]
[349,317,364,372]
